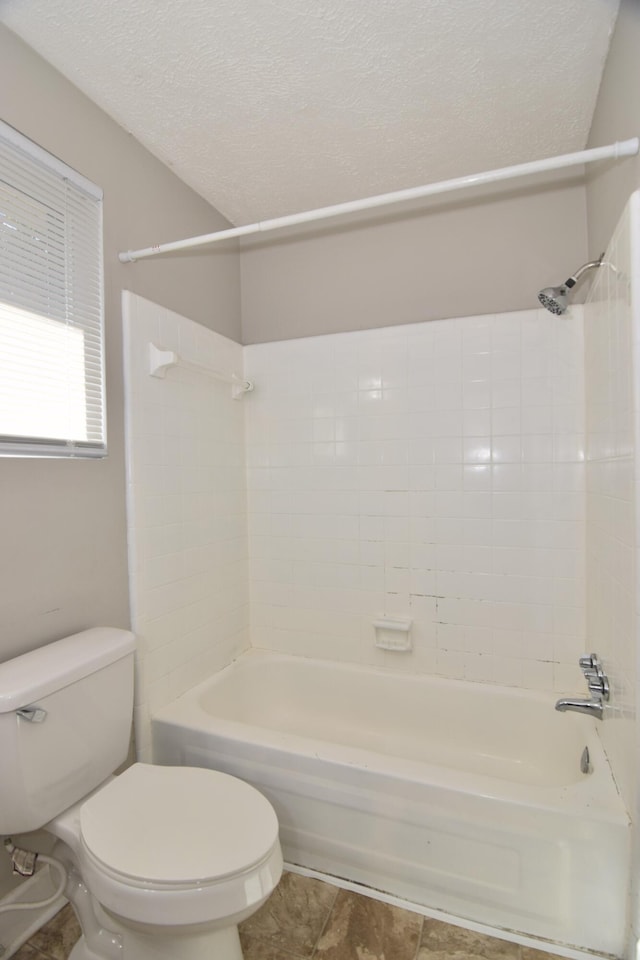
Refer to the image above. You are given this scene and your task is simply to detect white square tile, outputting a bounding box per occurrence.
[128,301,594,718]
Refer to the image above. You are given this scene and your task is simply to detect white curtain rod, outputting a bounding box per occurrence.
[119,137,639,264]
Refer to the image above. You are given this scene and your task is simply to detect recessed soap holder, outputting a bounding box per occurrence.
[373,618,412,652]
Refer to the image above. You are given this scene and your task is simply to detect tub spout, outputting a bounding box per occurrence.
[555,696,604,720]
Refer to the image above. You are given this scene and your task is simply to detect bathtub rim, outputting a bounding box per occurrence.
[152,648,629,825]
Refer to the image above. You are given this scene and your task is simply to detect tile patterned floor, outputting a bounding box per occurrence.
[13,870,564,960]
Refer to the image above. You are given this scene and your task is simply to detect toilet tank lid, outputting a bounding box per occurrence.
[0,628,135,713]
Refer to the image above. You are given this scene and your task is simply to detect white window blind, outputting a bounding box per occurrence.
[0,120,105,457]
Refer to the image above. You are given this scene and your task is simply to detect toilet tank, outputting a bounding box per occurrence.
[0,627,135,834]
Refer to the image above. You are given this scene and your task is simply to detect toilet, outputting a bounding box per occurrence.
[0,628,283,960]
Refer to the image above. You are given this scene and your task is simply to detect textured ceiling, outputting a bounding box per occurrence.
[0,0,620,226]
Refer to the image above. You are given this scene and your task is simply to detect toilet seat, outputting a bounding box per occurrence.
[80,763,278,886]
[77,763,282,925]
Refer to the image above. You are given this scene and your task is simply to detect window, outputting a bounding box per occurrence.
[0,120,105,457]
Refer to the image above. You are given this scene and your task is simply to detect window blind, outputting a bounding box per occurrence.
[0,120,105,458]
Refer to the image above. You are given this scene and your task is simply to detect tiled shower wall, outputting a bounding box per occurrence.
[244,307,586,692]
[122,292,250,759]
[585,192,639,825]
[123,297,589,757]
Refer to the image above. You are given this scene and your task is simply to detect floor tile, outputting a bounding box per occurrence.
[417,917,520,960]
[521,949,565,960]
[22,873,568,960]
[240,934,309,960]
[24,904,81,960]
[314,888,423,960]
[239,871,338,958]
[11,946,43,960]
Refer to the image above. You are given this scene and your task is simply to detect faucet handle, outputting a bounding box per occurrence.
[588,675,610,701]
[583,669,603,684]
[579,653,601,672]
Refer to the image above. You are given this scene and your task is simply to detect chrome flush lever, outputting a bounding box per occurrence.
[16,706,47,723]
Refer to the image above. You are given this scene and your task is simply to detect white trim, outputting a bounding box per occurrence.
[0,439,107,459]
[0,123,106,457]
[0,119,103,200]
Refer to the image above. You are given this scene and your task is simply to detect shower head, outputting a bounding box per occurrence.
[537,254,604,315]
[538,285,570,315]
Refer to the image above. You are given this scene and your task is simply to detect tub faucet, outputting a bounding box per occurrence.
[555,696,604,720]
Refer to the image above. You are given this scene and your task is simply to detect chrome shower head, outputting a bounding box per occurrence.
[537,254,604,315]
[538,285,570,315]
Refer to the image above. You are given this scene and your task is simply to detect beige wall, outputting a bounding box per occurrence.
[0,26,241,660]
[239,170,588,344]
[586,0,640,259]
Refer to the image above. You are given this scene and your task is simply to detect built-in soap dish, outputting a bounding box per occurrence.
[373,618,412,652]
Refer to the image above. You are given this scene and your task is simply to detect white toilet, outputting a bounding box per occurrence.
[0,627,283,960]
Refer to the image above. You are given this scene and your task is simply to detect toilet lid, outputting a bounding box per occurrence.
[80,764,279,886]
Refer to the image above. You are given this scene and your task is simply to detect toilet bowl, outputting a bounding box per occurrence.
[67,763,281,922]
[0,628,283,960]
[51,764,283,960]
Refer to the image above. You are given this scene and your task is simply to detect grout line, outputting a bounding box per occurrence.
[300,867,426,960]
[413,916,425,960]
[22,943,58,960]
[309,882,341,958]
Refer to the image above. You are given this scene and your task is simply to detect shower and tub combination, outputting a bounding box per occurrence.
[121,175,640,959]
[153,649,628,956]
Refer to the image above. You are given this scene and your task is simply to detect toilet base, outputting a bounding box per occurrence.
[69,937,107,960]
[69,924,244,960]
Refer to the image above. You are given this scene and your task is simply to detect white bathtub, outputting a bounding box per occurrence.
[152,649,629,956]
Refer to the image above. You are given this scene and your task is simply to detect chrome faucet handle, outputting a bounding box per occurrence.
[588,675,610,701]
[583,668,598,680]
[579,653,601,672]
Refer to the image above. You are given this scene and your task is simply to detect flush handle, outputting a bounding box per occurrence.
[16,706,47,723]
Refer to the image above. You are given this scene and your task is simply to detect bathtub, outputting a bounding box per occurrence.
[152,649,629,956]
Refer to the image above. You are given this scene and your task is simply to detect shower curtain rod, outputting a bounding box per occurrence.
[119,137,639,264]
